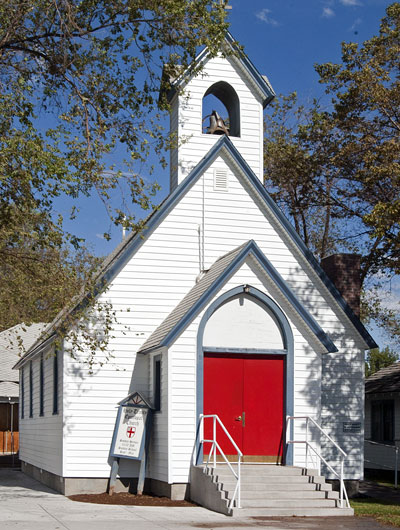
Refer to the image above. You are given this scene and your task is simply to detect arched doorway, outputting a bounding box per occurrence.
[197,286,294,464]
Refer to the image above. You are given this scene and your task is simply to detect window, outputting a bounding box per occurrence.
[39,354,44,416]
[21,368,25,419]
[53,350,59,415]
[153,356,161,412]
[371,400,394,443]
[29,361,33,418]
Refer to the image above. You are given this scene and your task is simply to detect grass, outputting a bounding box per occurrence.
[351,497,400,527]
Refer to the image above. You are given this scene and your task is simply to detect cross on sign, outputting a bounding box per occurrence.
[126,426,136,438]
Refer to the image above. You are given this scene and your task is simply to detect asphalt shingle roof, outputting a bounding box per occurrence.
[365,362,400,394]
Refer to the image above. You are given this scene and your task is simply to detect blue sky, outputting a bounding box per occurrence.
[58,1,395,349]
[228,0,391,100]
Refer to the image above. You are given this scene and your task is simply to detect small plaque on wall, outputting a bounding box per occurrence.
[343,421,361,433]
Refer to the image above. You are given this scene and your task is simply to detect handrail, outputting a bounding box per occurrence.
[196,414,242,509]
[202,414,243,456]
[365,439,399,488]
[286,415,350,509]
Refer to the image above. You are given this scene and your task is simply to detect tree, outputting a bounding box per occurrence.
[366,347,399,377]
[0,1,228,239]
[315,2,400,281]
[264,4,400,345]
[0,208,100,332]
[264,93,348,259]
[0,1,228,357]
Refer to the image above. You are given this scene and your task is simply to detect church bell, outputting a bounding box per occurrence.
[203,110,230,136]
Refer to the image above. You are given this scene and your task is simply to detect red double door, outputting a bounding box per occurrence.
[203,352,285,462]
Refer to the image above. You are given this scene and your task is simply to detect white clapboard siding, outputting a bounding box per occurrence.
[19,346,63,476]
[171,54,264,187]
[60,117,364,482]
[321,343,365,479]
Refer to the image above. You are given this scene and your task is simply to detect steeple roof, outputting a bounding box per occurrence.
[160,31,275,108]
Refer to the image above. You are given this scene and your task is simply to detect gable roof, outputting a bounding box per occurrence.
[161,31,275,109]
[366,362,400,394]
[17,133,377,367]
[138,240,338,355]
[0,323,47,381]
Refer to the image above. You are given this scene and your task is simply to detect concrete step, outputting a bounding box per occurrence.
[209,465,308,476]
[240,498,338,508]
[219,479,319,491]
[231,507,354,517]
[212,473,314,484]
[233,490,333,500]
[192,464,351,518]
[221,484,339,501]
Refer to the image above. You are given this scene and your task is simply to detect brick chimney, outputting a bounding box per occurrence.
[320,254,361,318]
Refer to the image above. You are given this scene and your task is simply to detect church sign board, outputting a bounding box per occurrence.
[111,405,149,460]
[109,391,153,495]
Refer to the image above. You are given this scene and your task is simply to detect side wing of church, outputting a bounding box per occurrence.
[15,34,376,512]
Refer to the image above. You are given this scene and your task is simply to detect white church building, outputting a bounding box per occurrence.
[15,33,376,516]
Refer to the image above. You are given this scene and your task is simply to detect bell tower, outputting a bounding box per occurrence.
[163,33,275,193]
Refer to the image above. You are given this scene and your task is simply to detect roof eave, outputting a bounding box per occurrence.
[161,31,275,108]
[13,333,56,370]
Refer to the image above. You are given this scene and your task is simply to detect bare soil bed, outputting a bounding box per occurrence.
[68,492,196,507]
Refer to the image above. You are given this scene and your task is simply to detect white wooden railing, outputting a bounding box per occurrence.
[286,415,350,509]
[365,439,399,488]
[195,414,242,509]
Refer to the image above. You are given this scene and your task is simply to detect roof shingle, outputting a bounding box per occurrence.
[365,362,400,394]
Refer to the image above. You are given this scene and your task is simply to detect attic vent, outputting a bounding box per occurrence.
[214,168,228,191]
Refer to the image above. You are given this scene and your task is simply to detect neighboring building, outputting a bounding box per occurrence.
[15,33,376,507]
[0,323,47,454]
[365,362,400,472]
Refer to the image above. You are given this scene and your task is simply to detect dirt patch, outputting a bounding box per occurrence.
[68,491,196,507]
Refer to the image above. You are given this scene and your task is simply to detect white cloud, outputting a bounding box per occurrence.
[322,7,335,18]
[340,0,362,6]
[350,17,362,31]
[256,9,279,26]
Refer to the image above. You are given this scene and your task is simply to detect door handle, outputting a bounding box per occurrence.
[235,413,245,427]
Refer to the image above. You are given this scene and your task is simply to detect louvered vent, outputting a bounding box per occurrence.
[214,168,228,191]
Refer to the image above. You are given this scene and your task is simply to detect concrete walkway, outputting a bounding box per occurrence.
[0,469,393,530]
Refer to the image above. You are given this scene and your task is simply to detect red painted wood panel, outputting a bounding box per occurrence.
[204,353,284,459]
[203,353,243,455]
[243,354,284,457]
